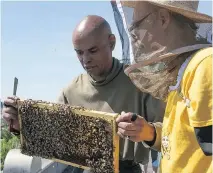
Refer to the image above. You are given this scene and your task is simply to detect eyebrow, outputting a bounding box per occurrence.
[74,46,97,52]
[88,47,97,51]
[74,49,81,52]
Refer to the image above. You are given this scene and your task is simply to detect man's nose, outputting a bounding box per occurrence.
[82,52,92,64]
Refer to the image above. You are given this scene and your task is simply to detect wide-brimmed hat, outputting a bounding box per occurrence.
[121,0,212,23]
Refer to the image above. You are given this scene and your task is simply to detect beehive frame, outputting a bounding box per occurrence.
[17,99,119,173]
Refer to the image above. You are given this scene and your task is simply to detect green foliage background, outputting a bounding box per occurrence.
[1,119,20,170]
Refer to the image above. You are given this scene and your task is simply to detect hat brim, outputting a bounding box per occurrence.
[121,1,212,23]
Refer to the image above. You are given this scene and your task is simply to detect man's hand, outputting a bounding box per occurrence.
[2,96,20,131]
[116,111,155,142]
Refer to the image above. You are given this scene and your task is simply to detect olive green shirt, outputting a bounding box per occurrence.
[57,58,165,164]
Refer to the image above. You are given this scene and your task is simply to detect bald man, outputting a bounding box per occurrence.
[3,15,165,173]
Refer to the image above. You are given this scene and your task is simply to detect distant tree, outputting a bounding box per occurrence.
[1,120,20,170]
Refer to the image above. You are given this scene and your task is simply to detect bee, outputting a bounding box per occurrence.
[19,99,115,173]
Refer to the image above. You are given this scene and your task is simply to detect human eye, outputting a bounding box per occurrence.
[75,50,83,55]
[89,48,98,54]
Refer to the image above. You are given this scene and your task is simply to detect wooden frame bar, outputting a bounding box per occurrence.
[17,100,119,173]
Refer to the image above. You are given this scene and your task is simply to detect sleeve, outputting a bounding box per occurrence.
[187,56,212,127]
[194,126,212,156]
[150,122,162,151]
[56,89,68,104]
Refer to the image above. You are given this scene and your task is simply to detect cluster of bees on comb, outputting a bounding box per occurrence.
[18,99,115,173]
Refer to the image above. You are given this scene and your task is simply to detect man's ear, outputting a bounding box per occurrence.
[157,9,171,30]
[109,34,116,50]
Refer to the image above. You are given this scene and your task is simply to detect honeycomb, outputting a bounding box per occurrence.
[17,99,119,173]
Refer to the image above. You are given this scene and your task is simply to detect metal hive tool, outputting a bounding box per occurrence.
[17,99,119,173]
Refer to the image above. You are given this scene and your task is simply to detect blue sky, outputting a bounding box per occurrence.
[1,1,212,102]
